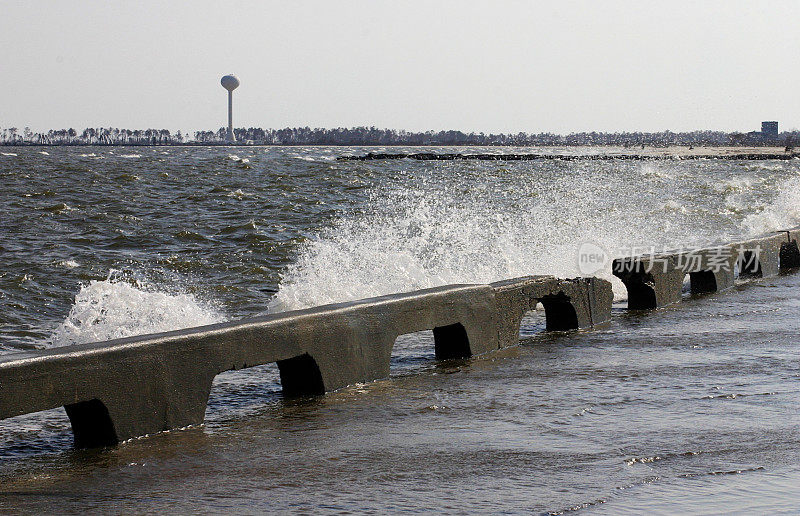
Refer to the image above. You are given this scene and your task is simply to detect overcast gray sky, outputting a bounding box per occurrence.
[2,0,799,133]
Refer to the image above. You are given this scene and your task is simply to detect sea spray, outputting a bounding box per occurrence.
[5,147,800,351]
[743,177,800,235]
[49,271,224,347]
[268,162,669,310]
[270,161,800,311]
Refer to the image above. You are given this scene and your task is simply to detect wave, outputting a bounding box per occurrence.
[269,167,633,309]
[49,272,224,347]
[41,202,73,214]
[270,164,800,311]
[745,162,785,172]
[742,177,800,235]
[227,188,252,199]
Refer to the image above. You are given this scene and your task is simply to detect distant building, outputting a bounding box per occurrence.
[762,121,779,136]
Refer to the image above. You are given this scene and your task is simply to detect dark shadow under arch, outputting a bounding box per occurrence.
[277,353,325,397]
[620,274,658,310]
[540,294,580,331]
[433,323,471,359]
[738,251,762,278]
[690,270,718,293]
[780,241,800,269]
[64,399,118,449]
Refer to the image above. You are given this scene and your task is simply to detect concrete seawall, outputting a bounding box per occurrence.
[613,228,800,310]
[3,225,798,450]
[0,276,611,448]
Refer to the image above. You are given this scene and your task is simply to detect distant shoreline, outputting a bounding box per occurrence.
[2,126,796,148]
[338,150,800,161]
[0,141,795,146]
[3,143,797,161]
[1,142,796,152]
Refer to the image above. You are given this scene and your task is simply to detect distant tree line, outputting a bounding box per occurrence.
[1,125,797,147]
[1,127,183,145]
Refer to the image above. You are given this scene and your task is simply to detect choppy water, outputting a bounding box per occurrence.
[1,146,799,513]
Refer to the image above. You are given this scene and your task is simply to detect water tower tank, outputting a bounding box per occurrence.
[221,75,240,92]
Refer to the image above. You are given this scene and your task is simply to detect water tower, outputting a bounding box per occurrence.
[221,74,240,143]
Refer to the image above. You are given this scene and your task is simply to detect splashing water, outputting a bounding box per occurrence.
[3,146,800,348]
[742,177,800,235]
[49,272,225,347]
[270,160,800,310]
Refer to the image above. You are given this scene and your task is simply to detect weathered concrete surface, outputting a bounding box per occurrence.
[0,284,497,448]
[613,232,793,310]
[732,234,785,278]
[613,254,685,309]
[491,276,613,347]
[0,278,613,449]
[678,246,737,293]
[613,246,738,309]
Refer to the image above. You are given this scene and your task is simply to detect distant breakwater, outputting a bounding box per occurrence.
[338,152,799,161]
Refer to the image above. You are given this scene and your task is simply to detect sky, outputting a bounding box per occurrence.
[2,0,799,134]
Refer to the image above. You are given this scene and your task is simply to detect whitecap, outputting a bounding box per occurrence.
[714,175,755,193]
[639,163,673,179]
[745,162,784,172]
[227,188,252,199]
[743,177,800,234]
[663,200,687,213]
[49,272,225,347]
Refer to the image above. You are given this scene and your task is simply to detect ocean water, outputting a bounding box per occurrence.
[0,146,799,513]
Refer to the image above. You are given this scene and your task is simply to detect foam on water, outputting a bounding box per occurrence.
[4,147,800,512]
[227,188,252,199]
[270,161,800,310]
[269,165,631,309]
[663,199,687,213]
[745,162,785,172]
[714,175,756,194]
[49,272,224,347]
[743,177,800,235]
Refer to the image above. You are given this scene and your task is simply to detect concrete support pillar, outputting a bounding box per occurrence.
[734,234,784,278]
[490,276,613,345]
[613,255,685,309]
